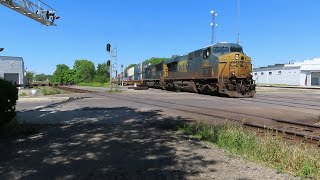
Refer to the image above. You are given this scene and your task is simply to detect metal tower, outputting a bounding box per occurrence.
[210,10,218,44]
[236,0,240,44]
[0,0,59,26]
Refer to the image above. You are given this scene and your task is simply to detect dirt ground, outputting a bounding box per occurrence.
[0,106,299,180]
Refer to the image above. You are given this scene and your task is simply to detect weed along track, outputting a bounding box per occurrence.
[65,86,320,145]
[55,86,95,93]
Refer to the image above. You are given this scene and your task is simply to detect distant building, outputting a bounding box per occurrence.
[253,58,320,86]
[0,56,25,85]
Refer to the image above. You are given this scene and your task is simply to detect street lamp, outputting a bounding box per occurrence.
[210,10,218,44]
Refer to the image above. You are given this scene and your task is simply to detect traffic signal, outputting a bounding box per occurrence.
[46,11,50,19]
[107,60,111,66]
[106,44,111,52]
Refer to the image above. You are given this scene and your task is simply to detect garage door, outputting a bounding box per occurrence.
[4,73,19,85]
[311,72,320,86]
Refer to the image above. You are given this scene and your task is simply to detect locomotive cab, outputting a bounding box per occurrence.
[214,43,256,97]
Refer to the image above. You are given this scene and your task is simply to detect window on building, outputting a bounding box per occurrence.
[261,72,264,76]
[278,71,282,75]
[269,72,272,75]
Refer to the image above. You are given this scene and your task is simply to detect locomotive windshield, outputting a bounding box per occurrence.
[230,47,243,53]
[212,47,230,54]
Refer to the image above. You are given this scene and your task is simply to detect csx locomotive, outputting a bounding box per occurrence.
[126,42,256,97]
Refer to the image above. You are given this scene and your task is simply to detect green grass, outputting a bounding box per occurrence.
[19,92,27,96]
[40,87,62,95]
[107,88,123,93]
[180,122,320,179]
[77,82,109,87]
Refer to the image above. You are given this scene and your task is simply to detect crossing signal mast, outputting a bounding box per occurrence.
[0,0,59,26]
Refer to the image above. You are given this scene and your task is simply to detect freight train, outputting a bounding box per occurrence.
[122,42,256,97]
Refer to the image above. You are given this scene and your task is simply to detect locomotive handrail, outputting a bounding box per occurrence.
[219,62,227,78]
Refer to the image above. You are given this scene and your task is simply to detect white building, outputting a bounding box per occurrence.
[253,58,320,86]
[0,56,25,85]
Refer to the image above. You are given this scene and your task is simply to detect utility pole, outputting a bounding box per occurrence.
[121,64,124,86]
[210,10,218,44]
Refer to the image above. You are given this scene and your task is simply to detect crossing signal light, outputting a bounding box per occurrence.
[107,60,111,66]
[106,44,111,52]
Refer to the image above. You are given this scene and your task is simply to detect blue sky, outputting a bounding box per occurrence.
[1,0,320,74]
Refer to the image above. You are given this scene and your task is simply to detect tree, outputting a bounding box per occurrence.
[65,69,77,84]
[143,57,169,65]
[34,73,52,82]
[25,71,34,84]
[125,64,137,71]
[73,60,96,83]
[171,55,180,58]
[52,64,70,83]
[95,63,109,84]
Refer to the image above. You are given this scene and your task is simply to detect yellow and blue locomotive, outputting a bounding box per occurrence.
[143,42,256,97]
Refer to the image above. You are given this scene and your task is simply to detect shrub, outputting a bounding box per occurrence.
[40,87,61,95]
[0,79,18,125]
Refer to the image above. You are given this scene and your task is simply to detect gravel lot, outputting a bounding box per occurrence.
[0,87,309,179]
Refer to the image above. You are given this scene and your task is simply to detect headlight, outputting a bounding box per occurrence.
[231,72,236,76]
[235,54,239,60]
[249,72,253,76]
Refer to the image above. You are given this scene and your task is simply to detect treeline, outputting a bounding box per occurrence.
[47,56,179,84]
[124,56,178,71]
[25,71,52,84]
[52,59,109,84]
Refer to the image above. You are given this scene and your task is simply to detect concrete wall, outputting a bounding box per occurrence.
[300,71,311,86]
[253,66,301,86]
[283,67,301,85]
[0,56,24,85]
[254,66,285,85]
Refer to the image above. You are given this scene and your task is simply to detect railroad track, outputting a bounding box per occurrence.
[238,97,320,111]
[256,94,320,103]
[56,86,320,145]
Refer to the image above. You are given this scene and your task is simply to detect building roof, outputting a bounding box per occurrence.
[254,57,320,71]
[0,56,24,62]
[253,64,285,70]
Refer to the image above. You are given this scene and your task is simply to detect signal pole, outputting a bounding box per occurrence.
[106,43,112,91]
